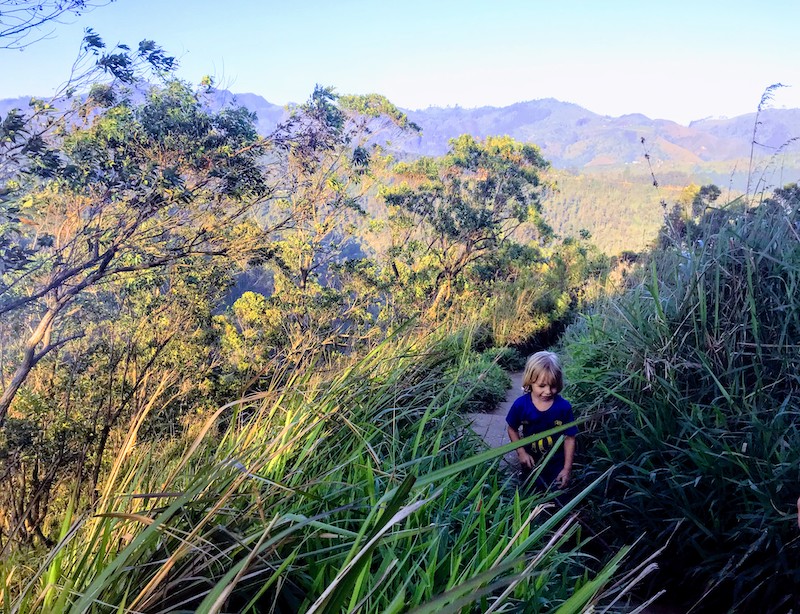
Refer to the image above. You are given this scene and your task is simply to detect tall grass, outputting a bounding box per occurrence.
[564,193,800,612]
[3,330,640,612]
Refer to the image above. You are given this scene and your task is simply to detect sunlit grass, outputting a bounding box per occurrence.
[3,330,641,612]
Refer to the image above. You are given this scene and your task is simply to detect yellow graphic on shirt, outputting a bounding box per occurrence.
[536,436,554,454]
[521,419,565,456]
[534,420,562,455]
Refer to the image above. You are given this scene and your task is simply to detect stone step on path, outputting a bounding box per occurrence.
[466,370,524,468]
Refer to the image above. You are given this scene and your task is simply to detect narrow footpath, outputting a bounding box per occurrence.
[466,370,524,467]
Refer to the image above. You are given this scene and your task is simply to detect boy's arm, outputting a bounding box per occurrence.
[555,435,576,487]
[507,425,534,470]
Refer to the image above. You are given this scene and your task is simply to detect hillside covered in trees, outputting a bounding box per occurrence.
[5,86,799,255]
[1,18,800,614]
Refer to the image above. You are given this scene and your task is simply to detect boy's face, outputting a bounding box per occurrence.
[531,374,557,407]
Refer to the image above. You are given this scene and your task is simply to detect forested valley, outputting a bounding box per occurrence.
[1,28,799,614]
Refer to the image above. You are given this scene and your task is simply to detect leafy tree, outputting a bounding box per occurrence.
[1,31,177,258]
[257,86,417,348]
[692,183,721,218]
[381,134,550,316]
[0,77,274,425]
[0,258,232,546]
[676,182,700,214]
[215,290,286,379]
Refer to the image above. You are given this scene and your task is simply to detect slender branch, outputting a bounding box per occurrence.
[1,2,115,50]
[32,332,85,364]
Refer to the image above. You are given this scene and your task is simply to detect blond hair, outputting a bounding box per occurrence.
[522,351,563,393]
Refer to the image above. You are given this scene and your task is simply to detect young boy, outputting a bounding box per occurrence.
[506,351,577,491]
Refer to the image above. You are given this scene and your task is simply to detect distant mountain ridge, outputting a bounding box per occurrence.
[3,91,799,182]
[401,102,800,172]
[195,92,800,176]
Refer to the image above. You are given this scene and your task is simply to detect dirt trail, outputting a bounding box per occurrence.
[466,370,524,467]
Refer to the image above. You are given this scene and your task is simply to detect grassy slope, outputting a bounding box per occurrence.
[562,197,800,611]
[4,332,642,613]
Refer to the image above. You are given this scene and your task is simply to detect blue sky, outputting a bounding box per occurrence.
[2,0,799,124]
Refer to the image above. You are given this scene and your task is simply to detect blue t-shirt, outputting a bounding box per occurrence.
[505,393,578,460]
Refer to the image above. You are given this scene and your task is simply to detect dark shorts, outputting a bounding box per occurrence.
[519,456,565,494]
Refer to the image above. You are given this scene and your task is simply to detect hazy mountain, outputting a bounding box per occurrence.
[689,109,800,151]
[204,90,285,135]
[4,91,797,254]
[4,92,798,177]
[0,97,30,114]
[400,103,800,173]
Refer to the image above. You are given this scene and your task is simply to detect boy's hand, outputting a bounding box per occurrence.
[555,467,571,488]
[517,450,535,470]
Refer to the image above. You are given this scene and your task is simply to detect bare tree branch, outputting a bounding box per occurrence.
[0,1,115,50]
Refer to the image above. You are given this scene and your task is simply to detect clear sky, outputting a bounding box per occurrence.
[2,0,800,125]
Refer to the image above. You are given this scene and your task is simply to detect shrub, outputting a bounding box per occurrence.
[3,332,641,612]
[450,354,512,412]
[564,195,800,612]
[481,346,527,371]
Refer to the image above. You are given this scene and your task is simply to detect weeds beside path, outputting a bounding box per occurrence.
[467,370,523,466]
[472,372,676,613]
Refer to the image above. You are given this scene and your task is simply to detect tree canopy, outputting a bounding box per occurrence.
[381,134,551,314]
[0,77,273,424]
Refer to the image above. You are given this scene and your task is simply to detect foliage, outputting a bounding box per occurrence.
[692,184,721,218]
[563,191,800,611]
[0,64,278,546]
[1,31,176,200]
[217,290,286,376]
[0,76,272,424]
[0,33,625,604]
[657,183,723,248]
[1,332,640,613]
[541,169,688,255]
[486,237,609,348]
[252,86,416,353]
[0,257,236,546]
[381,134,551,317]
[338,93,421,133]
[481,346,526,371]
[448,354,511,413]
